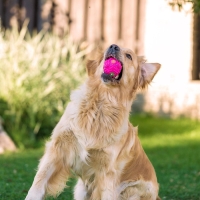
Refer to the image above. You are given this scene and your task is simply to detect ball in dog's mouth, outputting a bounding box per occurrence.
[102,57,123,83]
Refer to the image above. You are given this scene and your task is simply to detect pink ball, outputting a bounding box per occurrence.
[103,58,122,78]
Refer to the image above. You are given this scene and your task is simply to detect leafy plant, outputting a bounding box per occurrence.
[167,0,200,13]
[0,25,91,148]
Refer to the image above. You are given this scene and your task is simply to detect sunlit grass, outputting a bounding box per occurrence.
[130,114,200,199]
[130,114,200,148]
[0,115,200,199]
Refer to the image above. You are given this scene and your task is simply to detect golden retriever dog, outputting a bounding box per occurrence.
[25,44,161,200]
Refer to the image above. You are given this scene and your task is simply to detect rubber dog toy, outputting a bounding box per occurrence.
[103,58,122,78]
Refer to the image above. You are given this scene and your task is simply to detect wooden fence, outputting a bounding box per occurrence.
[192,14,200,80]
[0,0,146,54]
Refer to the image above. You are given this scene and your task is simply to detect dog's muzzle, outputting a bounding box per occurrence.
[101,44,123,84]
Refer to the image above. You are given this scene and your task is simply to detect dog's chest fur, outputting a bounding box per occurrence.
[70,81,130,149]
[72,132,135,199]
[67,81,135,197]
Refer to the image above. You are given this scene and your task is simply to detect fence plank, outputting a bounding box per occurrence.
[103,0,120,46]
[121,0,137,50]
[69,0,86,41]
[21,0,35,32]
[0,0,145,54]
[136,0,146,55]
[53,0,70,35]
[5,0,19,28]
[37,0,52,31]
[0,1,3,26]
[192,14,200,80]
[86,0,102,42]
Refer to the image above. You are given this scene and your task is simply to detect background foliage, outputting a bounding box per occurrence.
[0,25,90,148]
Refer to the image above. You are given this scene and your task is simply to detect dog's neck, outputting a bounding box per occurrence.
[86,77,136,111]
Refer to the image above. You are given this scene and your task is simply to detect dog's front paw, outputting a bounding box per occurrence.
[25,187,45,200]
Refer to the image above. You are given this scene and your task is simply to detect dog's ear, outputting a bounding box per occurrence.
[139,62,161,88]
[86,53,104,76]
[86,60,99,76]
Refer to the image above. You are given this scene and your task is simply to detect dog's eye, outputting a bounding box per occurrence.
[126,54,132,60]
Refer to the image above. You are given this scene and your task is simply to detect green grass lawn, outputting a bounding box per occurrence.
[0,114,200,200]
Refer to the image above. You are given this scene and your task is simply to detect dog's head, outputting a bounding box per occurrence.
[86,44,160,92]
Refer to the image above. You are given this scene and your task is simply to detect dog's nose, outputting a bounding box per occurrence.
[109,44,120,52]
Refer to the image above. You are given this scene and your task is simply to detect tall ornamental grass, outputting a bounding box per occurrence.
[0,26,91,148]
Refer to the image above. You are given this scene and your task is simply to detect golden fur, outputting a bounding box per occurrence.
[25,45,161,200]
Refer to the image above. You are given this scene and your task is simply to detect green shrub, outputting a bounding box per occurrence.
[0,26,90,148]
